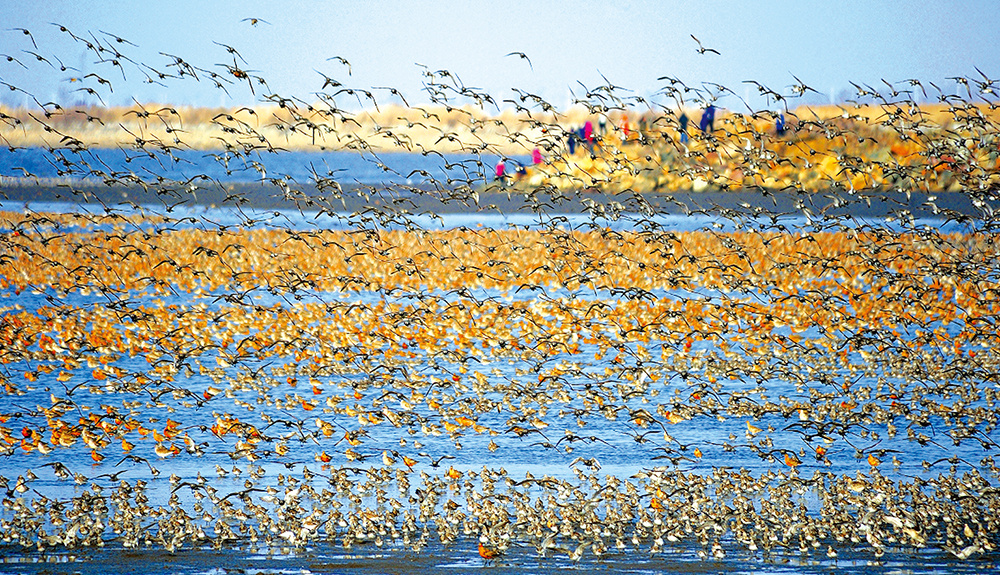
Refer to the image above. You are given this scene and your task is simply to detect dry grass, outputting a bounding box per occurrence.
[3,101,999,193]
[4,101,995,156]
[0,102,557,155]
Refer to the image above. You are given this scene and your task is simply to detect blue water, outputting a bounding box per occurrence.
[0,158,998,574]
[0,146,529,187]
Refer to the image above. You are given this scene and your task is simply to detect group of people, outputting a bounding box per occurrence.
[560,106,719,152]
[496,105,788,182]
[495,147,544,182]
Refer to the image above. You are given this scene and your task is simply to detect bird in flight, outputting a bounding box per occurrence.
[9,28,38,49]
[327,55,351,75]
[505,51,533,70]
[241,17,271,26]
[690,34,719,55]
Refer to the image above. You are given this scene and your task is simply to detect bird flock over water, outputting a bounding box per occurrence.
[0,22,999,569]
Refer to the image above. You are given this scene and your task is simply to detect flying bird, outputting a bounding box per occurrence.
[505,51,533,70]
[9,28,38,49]
[690,34,719,55]
[1,53,28,69]
[326,55,351,75]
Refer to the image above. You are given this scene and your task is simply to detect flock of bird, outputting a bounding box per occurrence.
[0,22,999,570]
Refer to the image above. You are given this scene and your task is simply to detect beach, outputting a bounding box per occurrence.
[2,178,993,220]
[2,30,1000,575]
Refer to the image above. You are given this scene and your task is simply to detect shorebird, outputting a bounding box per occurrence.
[690,34,719,55]
[505,51,533,70]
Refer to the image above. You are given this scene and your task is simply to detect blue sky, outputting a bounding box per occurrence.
[3,0,998,110]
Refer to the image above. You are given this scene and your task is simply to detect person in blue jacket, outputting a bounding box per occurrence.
[699,105,715,132]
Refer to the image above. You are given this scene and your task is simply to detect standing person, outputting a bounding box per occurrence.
[679,112,689,143]
[584,120,594,144]
[567,130,577,155]
[494,159,506,182]
[699,105,715,133]
[776,112,786,136]
[532,147,543,165]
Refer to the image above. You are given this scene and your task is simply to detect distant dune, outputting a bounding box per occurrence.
[1,102,983,155]
[3,102,999,195]
[1,102,558,155]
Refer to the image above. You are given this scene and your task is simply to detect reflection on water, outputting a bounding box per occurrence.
[0,540,995,575]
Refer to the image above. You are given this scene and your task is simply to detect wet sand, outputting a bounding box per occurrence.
[1,181,993,220]
[0,537,988,575]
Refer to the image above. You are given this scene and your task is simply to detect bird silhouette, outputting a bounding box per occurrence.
[0,19,996,568]
[690,34,720,55]
[241,17,271,26]
[505,51,533,70]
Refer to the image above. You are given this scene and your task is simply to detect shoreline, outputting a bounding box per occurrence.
[1,180,994,220]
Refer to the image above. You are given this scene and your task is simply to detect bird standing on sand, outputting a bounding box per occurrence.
[478,542,501,562]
